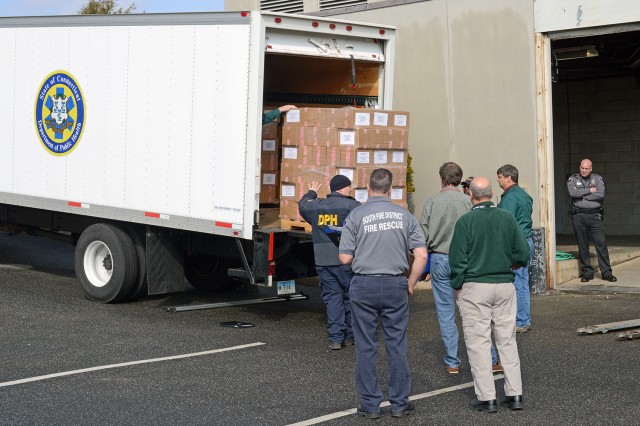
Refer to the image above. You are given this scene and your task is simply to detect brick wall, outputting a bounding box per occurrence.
[553,76,640,236]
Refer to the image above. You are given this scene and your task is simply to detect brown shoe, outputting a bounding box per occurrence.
[515,325,530,333]
[446,366,460,374]
[492,363,504,373]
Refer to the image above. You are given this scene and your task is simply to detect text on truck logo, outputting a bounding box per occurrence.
[34,71,86,155]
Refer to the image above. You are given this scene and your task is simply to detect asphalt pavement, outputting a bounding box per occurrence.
[1,231,639,425]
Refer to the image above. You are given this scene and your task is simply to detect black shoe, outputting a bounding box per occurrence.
[391,402,415,418]
[329,341,342,350]
[469,398,498,413]
[342,338,355,347]
[581,275,594,282]
[356,407,381,419]
[501,395,523,410]
[603,275,617,282]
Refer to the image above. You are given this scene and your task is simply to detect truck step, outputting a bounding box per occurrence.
[281,219,312,232]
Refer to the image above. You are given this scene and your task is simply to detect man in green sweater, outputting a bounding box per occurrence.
[497,164,534,333]
[449,177,530,413]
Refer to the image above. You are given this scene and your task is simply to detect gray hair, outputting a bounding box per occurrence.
[470,179,493,200]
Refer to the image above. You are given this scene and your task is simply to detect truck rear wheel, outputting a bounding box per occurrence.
[75,223,138,303]
[184,253,234,291]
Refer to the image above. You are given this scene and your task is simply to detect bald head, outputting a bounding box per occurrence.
[470,177,493,204]
[580,159,593,178]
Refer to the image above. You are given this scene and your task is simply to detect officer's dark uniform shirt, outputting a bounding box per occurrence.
[567,173,605,211]
[339,196,425,275]
[298,190,361,266]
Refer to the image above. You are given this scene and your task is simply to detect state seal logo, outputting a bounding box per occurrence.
[34,71,86,156]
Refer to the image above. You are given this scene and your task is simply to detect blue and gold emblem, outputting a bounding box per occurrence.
[34,71,86,155]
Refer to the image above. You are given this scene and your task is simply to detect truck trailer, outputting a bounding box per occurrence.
[0,11,396,302]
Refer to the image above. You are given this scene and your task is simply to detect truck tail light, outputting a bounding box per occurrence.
[268,260,276,276]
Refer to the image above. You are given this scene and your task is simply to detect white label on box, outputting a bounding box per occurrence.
[281,184,295,197]
[262,139,276,152]
[374,150,388,164]
[338,168,354,181]
[355,112,371,126]
[394,114,407,127]
[391,188,404,200]
[339,130,356,145]
[357,151,371,164]
[373,112,389,126]
[392,151,405,163]
[355,189,369,203]
[283,146,298,160]
[286,109,300,123]
[262,173,276,185]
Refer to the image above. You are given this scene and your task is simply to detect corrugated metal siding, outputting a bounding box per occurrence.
[260,0,304,13]
[320,0,368,10]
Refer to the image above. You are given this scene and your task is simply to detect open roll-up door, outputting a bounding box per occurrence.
[265,28,385,62]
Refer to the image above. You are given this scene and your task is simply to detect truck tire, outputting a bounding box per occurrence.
[75,223,138,303]
[122,224,148,300]
[184,253,234,291]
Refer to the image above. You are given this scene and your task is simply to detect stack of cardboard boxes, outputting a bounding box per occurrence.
[259,116,280,204]
[277,107,410,223]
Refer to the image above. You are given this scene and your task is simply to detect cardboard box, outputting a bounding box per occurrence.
[325,107,373,128]
[283,108,327,127]
[261,153,279,171]
[357,128,409,150]
[356,166,406,188]
[356,149,373,165]
[279,199,303,220]
[262,118,278,139]
[339,147,357,167]
[260,171,279,204]
[280,146,326,166]
[282,126,336,147]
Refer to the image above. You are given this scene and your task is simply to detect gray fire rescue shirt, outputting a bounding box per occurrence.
[567,173,605,210]
[339,196,426,275]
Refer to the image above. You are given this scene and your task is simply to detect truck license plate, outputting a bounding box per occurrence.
[277,280,296,295]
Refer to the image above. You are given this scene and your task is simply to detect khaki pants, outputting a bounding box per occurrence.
[458,282,522,401]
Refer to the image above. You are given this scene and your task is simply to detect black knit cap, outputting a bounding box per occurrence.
[330,175,351,192]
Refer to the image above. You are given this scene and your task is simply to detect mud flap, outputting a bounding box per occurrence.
[146,227,185,295]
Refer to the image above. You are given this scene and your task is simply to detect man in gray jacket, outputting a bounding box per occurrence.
[567,159,616,282]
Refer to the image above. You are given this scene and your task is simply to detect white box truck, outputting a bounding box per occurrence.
[0,11,396,303]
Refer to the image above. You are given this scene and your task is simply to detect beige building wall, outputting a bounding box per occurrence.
[321,0,539,222]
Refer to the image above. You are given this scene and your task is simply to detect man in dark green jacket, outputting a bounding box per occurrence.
[497,164,534,333]
[449,177,530,414]
[262,104,296,125]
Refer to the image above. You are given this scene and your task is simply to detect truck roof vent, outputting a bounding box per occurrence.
[319,0,368,11]
[260,0,304,13]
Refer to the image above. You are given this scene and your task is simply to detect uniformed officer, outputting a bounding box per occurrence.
[338,168,427,419]
[298,175,361,350]
[567,159,617,282]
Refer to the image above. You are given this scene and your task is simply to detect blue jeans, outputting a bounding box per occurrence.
[432,254,498,367]
[317,265,353,343]
[350,275,411,414]
[513,238,534,327]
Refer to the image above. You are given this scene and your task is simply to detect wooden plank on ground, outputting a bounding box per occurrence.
[577,319,640,335]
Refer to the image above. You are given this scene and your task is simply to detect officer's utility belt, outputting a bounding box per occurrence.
[354,273,404,277]
[571,207,602,215]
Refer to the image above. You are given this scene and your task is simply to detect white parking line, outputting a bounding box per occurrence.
[0,342,266,388]
[287,374,504,426]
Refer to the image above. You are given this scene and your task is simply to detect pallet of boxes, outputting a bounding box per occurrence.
[278,107,410,231]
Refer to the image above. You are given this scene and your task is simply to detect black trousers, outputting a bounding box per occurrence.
[571,212,612,277]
